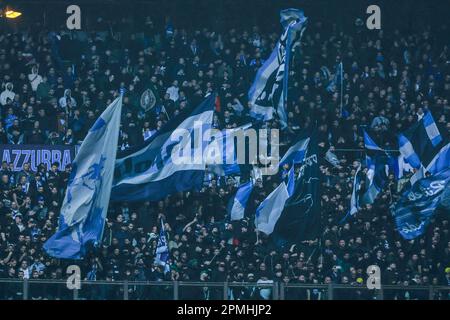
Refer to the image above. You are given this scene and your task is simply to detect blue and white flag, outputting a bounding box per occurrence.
[364,129,404,180]
[360,154,389,205]
[398,111,443,169]
[392,154,414,179]
[44,96,123,259]
[248,9,307,128]
[363,130,382,193]
[325,149,341,168]
[363,130,381,178]
[111,94,215,201]
[349,164,362,216]
[255,162,296,235]
[398,133,422,169]
[279,137,310,168]
[255,181,290,235]
[392,167,450,240]
[228,181,254,221]
[423,112,443,147]
[155,219,170,273]
[412,142,450,185]
[326,62,343,93]
[273,130,321,243]
[363,130,383,151]
[410,166,425,186]
[286,166,295,197]
[340,164,362,223]
[426,142,450,175]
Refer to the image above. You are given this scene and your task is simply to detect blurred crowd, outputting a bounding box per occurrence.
[0,14,449,300]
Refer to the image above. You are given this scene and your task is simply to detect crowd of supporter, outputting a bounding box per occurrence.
[0,12,449,300]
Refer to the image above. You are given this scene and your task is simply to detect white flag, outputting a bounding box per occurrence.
[44,96,123,259]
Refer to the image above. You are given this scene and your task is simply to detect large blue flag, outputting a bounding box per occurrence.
[392,167,450,240]
[111,94,215,201]
[228,181,254,221]
[248,9,307,128]
[44,96,123,259]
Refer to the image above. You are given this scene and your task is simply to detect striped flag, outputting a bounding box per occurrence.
[279,137,310,168]
[255,180,290,235]
[111,94,215,201]
[398,111,443,169]
[248,9,307,128]
[228,181,254,221]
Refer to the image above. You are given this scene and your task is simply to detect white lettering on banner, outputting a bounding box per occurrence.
[407,180,446,201]
[297,154,317,178]
[425,180,446,196]
[401,221,427,234]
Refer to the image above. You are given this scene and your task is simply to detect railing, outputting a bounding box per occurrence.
[0,279,448,300]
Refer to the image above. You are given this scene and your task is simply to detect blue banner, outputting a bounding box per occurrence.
[0,144,75,171]
[392,167,450,240]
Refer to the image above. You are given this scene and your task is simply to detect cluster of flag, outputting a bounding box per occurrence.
[45,89,322,259]
[43,6,449,263]
[44,8,314,260]
[227,131,320,246]
[346,111,450,239]
[110,94,215,202]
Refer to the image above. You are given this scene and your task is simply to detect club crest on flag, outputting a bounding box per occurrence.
[140,88,157,112]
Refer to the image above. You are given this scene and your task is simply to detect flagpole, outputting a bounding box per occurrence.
[340,62,343,117]
[162,105,170,120]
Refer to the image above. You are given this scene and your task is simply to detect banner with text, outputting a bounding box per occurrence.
[0,145,76,171]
